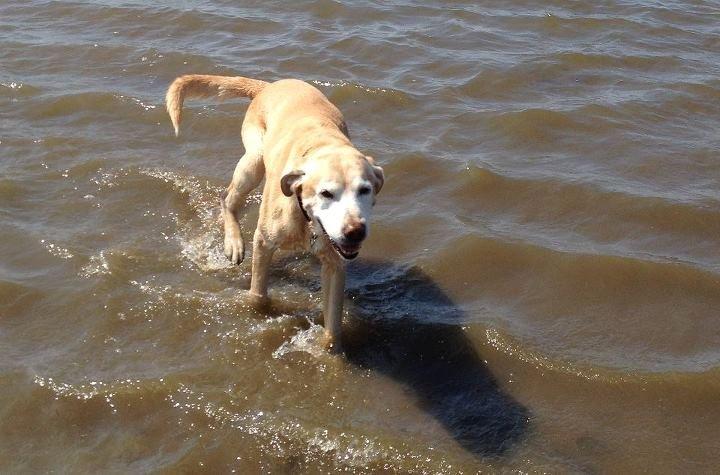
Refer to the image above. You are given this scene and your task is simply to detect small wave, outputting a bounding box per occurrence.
[25,2,282,40]
[33,375,167,414]
[138,168,230,271]
[137,167,266,273]
[431,231,720,296]
[454,49,681,105]
[0,81,41,98]
[314,79,415,108]
[0,178,24,205]
[454,164,720,227]
[88,166,243,274]
[552,51,679,71]
[129,48,227,78]
[454,67,537,101]
[424,232,720,372]
[312,79,391,94]
[483,327,720,388]
[25,91,163,124]
[0,280,44,316]
[449,165,720,272]
[484,328,626,384]
[166,383,458,472]
[139,168,222,223]
[487,107,598,143]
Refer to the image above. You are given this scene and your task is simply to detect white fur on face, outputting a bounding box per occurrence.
[311,177,374,245]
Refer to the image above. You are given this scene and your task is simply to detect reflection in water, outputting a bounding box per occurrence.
[337,260,529,458]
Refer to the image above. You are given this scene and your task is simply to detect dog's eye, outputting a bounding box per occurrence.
[358,186,371,196]
[320,190,334,199]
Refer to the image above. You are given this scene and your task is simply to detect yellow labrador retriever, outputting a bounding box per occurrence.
[166,75,384,352]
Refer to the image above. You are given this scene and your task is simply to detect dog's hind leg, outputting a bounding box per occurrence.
[248,227,275,307]
[222,123,264,264]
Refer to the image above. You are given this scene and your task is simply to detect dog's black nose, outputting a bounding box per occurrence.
[343,223,366,243]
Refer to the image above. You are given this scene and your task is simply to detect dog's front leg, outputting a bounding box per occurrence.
[221,150,264,265]
[321,261,345,353]
[248,229,275,308]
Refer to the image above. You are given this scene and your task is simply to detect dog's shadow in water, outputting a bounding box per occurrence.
[287,258,530,459]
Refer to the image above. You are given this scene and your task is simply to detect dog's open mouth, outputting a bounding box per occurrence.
[316,219,360,260]
[333,241,360,260]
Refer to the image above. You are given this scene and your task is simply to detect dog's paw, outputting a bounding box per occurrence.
[223,234,244,265]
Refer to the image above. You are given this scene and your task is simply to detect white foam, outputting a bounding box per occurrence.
[272,323,327,360]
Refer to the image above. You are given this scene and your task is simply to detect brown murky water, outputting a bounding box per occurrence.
[2,1,720,472]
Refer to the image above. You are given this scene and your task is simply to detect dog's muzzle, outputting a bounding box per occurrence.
[316,219,361,260]
[298,193,363,260]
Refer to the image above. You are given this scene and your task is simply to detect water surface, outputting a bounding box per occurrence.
[2,0,720,472]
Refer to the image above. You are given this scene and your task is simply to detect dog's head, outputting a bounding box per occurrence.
[281,151,384,260]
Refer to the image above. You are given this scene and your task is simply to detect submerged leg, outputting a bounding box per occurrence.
[321,261,346,353]
[248,229,275,308]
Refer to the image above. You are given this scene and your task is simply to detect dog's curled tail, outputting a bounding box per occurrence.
[165,74,268,136]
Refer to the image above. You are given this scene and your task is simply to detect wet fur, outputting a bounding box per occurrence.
[166,74,384,352]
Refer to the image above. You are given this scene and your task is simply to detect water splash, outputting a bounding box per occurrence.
[272,323,326,360]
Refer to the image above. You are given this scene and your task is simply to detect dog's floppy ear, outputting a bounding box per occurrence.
[281,169,305,197]
[365,156,385,194]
